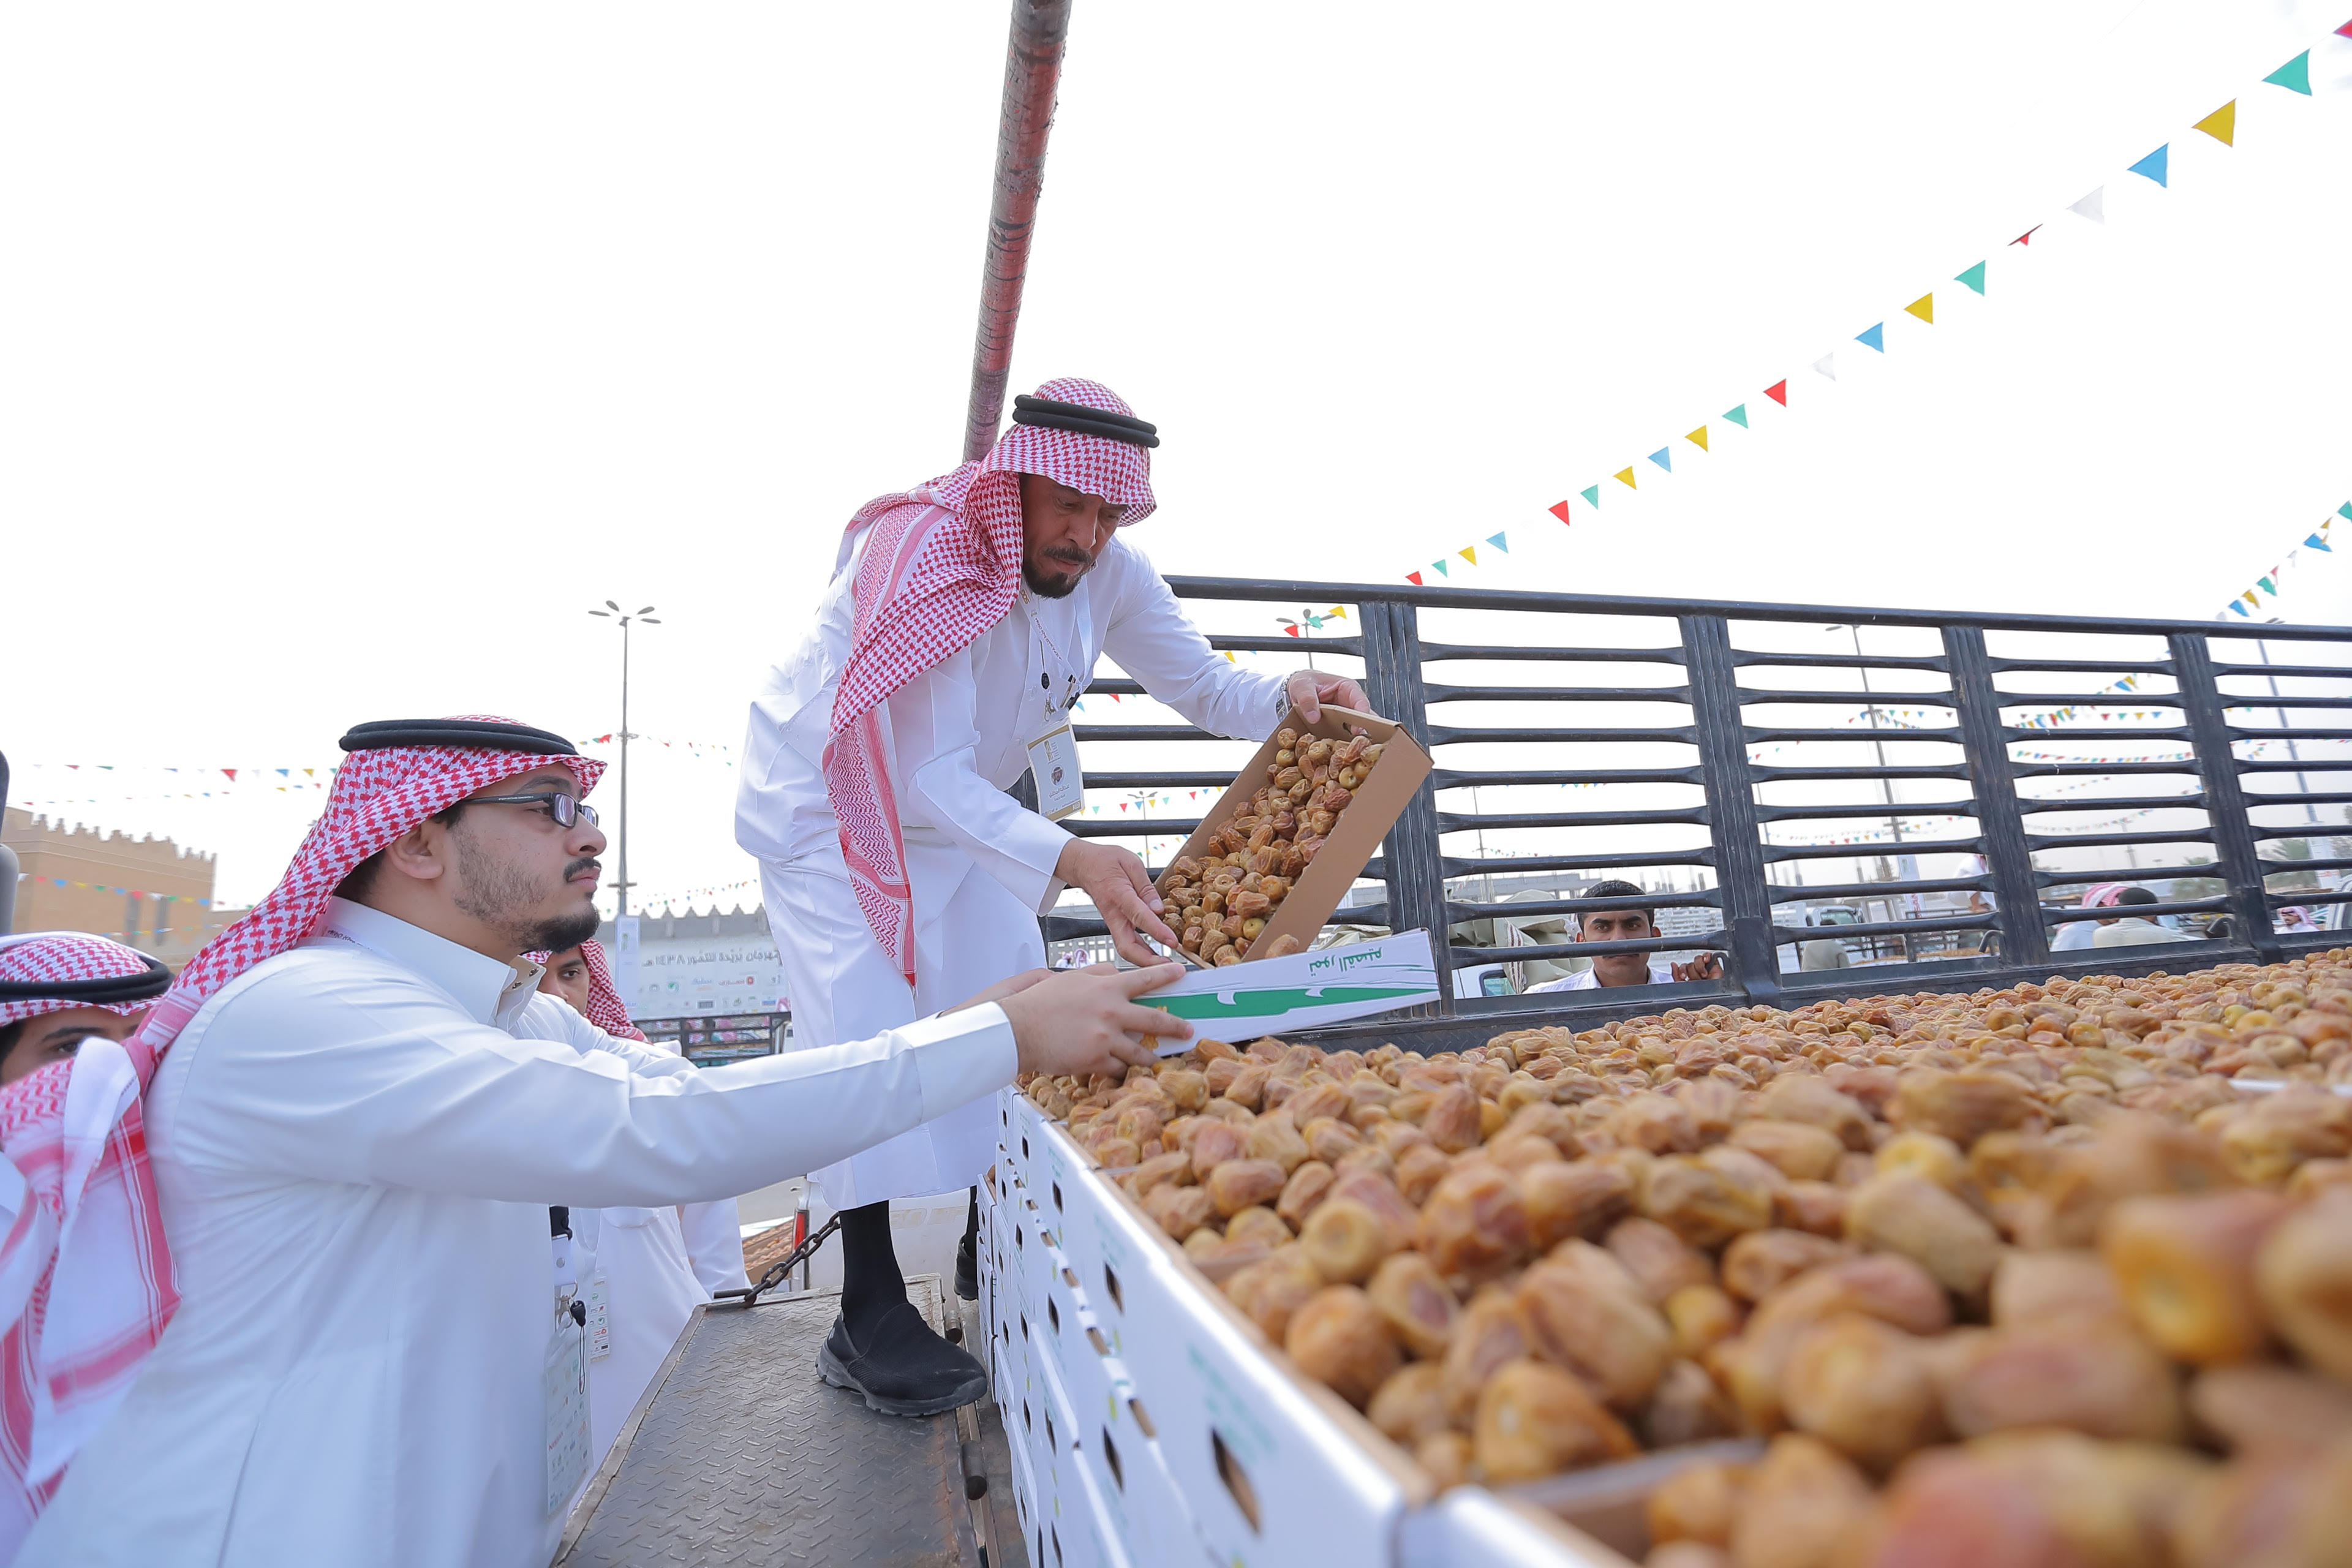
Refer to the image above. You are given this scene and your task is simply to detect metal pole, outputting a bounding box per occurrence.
[618,617,631,919]
[962,0,1073,462]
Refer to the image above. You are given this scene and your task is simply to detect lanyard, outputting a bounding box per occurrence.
[1020,592,1084,718]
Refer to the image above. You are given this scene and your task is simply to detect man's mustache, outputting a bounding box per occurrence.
[565,858,603,884]
[1042,546,1093,570]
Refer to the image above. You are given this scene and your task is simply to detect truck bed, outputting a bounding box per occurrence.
[556,1276,1024,1567]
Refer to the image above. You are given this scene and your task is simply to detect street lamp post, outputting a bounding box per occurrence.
[587,601,660,918]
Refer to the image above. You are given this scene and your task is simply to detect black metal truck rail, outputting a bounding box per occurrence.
[1044,578,2351,1052]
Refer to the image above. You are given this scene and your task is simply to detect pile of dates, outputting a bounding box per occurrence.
[1156,726,1386,964]
[1023,951,2352,1568]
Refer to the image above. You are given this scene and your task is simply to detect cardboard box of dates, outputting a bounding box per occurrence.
[1156,704,1431,967]
[1022,949,2352,1568]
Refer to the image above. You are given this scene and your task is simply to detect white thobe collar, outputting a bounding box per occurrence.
[317,897,546,1030]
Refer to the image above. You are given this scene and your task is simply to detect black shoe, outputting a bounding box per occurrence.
[818,1301,988,1417]
[955,1229,979,1301]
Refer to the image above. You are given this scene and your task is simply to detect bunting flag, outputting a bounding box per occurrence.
[1487,533,1510,552]
[1431,557,1449,576]
[1407,571,1423,585]
[2266,51,2312,94]
[1536,27,2341,547]
[1460,546,1478,565]
[1548,500,1574,524]
[2214,508,2340,619]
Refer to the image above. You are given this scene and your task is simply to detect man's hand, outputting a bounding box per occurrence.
[997,962,1192,1079]
[943,968,1052,1014]
[1670,952,1725,984]
[1285,669,1371,726]
[1056,839,1180,967]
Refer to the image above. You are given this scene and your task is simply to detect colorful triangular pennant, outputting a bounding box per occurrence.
[1460,546,1477,565]
[1547,500,1572,524]
[2070,188,2105,224]
[2192,102,2236,146]
[1856,323,1884,352]
[2309,533,2334,552]
[1615,467,1638,489]
[2011,225,2040,246]
[1763,380,1788,406]
[1722,404,1749,428]
[1956,262,1986,295]
[1686,426,1709,451]
[2128,145,2168,187]
[1487,532,1509,552]
[2265,50,2312,94]
[1407,571,1423,585]
[1904,293,1934,325]
[1648,447,1673,472]
[1813,354,1836,381]
[1431,558,1449,576]
[1580,485,1600,509]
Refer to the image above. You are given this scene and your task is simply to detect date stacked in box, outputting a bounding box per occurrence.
[1005,1088,1431,1568]
[1023,950,2352,1567]
[1155,705,1431,970]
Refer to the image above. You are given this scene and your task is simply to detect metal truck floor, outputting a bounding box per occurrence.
[556,1276,1025,1568]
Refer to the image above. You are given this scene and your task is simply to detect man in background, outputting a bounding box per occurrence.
[529,941,750,1461]
[2092,885,2193,948]
[1524,880,1724,992]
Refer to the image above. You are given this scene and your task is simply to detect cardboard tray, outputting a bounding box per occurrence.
[1155,704,1433,967]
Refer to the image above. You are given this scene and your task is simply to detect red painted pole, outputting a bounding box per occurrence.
[962,0,1072,462]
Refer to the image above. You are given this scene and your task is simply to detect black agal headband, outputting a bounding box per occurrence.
[337,719,581,756]
[1011,395,1160,450]
[0,954,173,1008]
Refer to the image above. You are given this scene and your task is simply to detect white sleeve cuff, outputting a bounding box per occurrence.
[905,1002,1020,1123]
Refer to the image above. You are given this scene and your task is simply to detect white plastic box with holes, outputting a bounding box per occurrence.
[1033,1337,1134,1568]
[1028,1118,1427,1568]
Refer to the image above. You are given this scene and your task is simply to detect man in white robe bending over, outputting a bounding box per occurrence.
[21,716,1185,1568]
[737,377,1364,1413]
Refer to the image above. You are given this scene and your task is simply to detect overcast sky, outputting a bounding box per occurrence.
[6,1,2348,911]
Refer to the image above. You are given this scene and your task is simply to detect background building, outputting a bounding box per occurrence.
[4,807,244,967]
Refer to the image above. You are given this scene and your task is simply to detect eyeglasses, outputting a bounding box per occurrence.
[469,791,600,828]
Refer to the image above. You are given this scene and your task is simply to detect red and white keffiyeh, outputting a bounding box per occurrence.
[528,938,647,1043]
[0,935,155,1033]
[824,377,1157,983]
[0,718,601,1540]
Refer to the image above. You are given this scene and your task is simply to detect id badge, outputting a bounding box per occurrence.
[586,1270,611,1360]
[544,1317,592,1513]
[1026,723,1085,820]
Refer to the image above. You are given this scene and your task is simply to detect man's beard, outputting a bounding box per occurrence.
[1023,546,1095,599]
[451,831,603,954]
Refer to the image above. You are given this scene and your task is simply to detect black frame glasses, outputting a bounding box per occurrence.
[469,791,600,828]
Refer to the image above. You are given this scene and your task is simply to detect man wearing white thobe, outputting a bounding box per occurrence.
[21,718,1183,1568]
[737,378,1364,1411]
